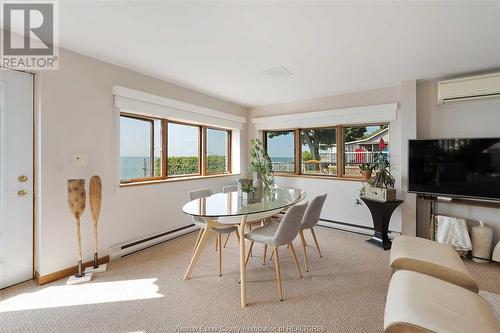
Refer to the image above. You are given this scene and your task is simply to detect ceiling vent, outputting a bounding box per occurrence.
[262,66,293,78]
[437,72,500,104]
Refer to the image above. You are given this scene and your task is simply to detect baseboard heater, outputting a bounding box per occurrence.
[109,224,198,260]
[274,212,401,237]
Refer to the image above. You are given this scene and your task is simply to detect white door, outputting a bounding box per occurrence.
[0,68,34,289]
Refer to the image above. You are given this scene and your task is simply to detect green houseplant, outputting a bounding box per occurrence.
[241,182,255,193]
[240,182,257,203]
[359,163,374,181]
[370,153,395,189]
[356,152,395,205]
[248,138,275,197]
[366,152,396,202]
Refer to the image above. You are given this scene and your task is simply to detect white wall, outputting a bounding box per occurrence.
[35,48,248,275]
[417,79,500,244]
[249,85,418,234]
[399,81,418,235]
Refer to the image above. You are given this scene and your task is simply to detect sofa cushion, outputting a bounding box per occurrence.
[384,270,499,333]
[390,235,479,293]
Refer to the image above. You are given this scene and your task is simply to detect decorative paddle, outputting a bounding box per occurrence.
[89,175,102,269]
[67,179,86,277]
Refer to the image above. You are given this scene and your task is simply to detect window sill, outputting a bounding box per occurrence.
[273,173,363,182]
[120,173,241,188]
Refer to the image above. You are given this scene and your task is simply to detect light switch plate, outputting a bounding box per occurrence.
[73,154,88,166]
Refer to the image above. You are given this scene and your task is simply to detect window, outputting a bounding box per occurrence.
[263,123,389,179]
[120,113,232,184]
[206,128,231,174]
[343,125,389,176]
[301,128,337,176]
[168,122,201,176]
[120,115,162,182]
[265,131,295,173]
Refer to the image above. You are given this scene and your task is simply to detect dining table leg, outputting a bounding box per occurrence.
[239,214,248,308]
[183,219,213,280]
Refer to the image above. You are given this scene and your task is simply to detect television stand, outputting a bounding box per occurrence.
[416,194,500,240]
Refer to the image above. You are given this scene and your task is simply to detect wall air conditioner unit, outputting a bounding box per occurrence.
[437,72,500,104]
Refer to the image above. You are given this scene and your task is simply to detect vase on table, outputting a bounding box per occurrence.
[242,191,258,204]
[471,221,493,263]
[252,171,263,201]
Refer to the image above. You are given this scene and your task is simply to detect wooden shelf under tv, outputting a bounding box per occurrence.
[417,194,500,209]
[446,198,500,209]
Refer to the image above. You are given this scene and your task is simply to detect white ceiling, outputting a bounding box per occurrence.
[56,2,500,106]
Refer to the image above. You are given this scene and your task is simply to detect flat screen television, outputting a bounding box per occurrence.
[408,138,500,201]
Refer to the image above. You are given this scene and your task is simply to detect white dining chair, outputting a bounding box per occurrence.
[244,201,308,301]
[298,193,327,272]
[220,184,241,248]
[222,184,238,193]
[220,183,264,250]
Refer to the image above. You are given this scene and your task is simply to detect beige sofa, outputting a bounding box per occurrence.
[385,236,499,333]
[385,270,499,333]
[390,235,479,293]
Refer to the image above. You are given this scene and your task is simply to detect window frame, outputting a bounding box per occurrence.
[167,120,203,178]
[341,123,390,178]
[263,122,389,180]
[263,129,297,174]
[204,126,232,176]
[119,112,233,185]
[119,113,164,183]
[299,126,339,177]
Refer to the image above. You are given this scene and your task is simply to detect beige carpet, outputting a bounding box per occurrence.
[1,227,499,333]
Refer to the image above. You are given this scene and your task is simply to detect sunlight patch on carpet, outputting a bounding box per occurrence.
[0,278,163,312]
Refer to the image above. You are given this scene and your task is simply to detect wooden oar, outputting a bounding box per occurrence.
[89,175,102,269]
[67,179,86,277]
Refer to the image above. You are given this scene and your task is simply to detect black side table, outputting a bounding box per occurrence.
[362,198,403,250]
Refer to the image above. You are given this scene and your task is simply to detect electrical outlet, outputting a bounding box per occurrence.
[73,154,88,166]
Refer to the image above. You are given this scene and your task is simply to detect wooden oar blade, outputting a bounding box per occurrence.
[67,179,86,219]
[89,175,102,223]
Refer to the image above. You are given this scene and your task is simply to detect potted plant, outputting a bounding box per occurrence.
[237,178,253,195]
[241,182,257,204]
[364,152,396,202]
[248,138,275,198]
[359,163,374,181]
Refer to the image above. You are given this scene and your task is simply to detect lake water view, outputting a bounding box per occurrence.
[121,156,153,180]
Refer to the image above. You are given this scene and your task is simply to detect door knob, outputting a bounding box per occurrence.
[17,189,28,197]
[18,175,28,182]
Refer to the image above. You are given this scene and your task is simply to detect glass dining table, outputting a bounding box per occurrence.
[182,186,305,308]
